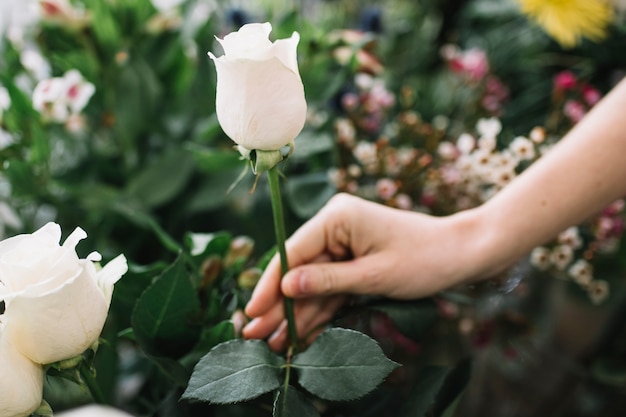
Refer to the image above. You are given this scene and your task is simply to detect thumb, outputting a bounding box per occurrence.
[281,257,385,298]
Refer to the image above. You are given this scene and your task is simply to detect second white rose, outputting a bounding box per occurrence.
[0,222,127,365]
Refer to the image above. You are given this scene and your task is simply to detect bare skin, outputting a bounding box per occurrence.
[243,78,626,352]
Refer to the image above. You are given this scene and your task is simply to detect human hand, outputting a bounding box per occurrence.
[243,193,483,351]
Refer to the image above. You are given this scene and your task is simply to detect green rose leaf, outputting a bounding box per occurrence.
[292,328,400,401]
[132,256,201,358]
[182,339,285,404]
[273,386,320,417]
[284,172,336,218]
[397,366,452,417]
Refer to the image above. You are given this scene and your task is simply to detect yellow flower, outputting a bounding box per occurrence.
[517,0,614,48]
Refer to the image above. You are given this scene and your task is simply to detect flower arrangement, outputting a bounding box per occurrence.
[0,0,625,416]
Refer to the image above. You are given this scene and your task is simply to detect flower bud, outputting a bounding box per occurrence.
[237,267,262,290]
[225,236,255,267]
[200,255,223,289]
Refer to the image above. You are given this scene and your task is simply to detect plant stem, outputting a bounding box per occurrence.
[80,364,106,404]
[266,166,299,349]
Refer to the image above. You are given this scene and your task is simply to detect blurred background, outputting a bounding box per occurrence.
[1,0,625,416]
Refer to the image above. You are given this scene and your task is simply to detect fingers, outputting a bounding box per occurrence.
[244,254,282,318]
[264,295,347,352]
[281,253,391,298]
[241,300,284,340]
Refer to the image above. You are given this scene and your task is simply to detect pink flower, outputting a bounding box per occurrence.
[582,85,602,106]
[376,178,398,200]
[564,100,586,123]
[554,71,577,91]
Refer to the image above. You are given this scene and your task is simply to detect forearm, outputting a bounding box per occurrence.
[464,78,626,280]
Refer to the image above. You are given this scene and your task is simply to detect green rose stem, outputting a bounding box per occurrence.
[266,166,299,350]
[80,364,106,404]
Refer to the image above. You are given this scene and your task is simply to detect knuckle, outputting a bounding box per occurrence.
[319,265,339,294]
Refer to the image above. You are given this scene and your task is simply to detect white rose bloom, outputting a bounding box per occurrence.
[0,222,127,365]
[0,326,44,417]
[56,405,135,417]
[209,22,307,151]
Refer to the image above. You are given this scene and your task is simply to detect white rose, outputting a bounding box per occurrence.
[208,22,307,151]
[0,222,127,365]
[56,405,135,417]
[0,326,44,417]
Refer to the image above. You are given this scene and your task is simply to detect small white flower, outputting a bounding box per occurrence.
[530,246,551,270]
[550,244,574,271]
[477,134,496,151]
[558,226,583,249]
[587,279,609,305]
[489,166,516,188]
[568,259,593,286]
[335,118,356,146]
[20,48,51,81]
[355,73,375,90]
[470,148,494,176]
[63,69,95,114]
[353,141,378,166]
[491,149,519,171]
[347,164,361,178]
[32,70,95,123]
[529,126,546,144]
[476,117,502,140]
[437,141,458,160]
[509,136,536,160]
[456,133,475,154]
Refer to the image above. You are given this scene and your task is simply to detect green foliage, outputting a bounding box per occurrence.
[292,328,400,401]
[182,339,285,404]
[131,256,201,358]
[273,387,320,417]
[1,0,624,416]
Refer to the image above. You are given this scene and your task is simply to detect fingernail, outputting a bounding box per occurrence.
[242,318,259,337]
[284,269,307,296]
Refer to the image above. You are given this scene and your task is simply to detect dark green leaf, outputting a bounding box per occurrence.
[149,355,192,387]
[397,366,452,417]
[181,320,236,368]
[113,201,182,254]
[291,131,334,159]
[132,256,200,357]
[125,148,195,208]
[284,172,336,219]
[292,328,400,401]
[591,356,626,388]
[185,167,253,213]
[432,359,472,417]
[368,298,439,342]
[187,144,244,173]
[273,386,320,417]
[182,339,285,404]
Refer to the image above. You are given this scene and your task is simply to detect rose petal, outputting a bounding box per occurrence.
[0,327,44,417]
[4,264,108,364]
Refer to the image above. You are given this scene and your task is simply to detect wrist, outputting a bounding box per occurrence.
[446,206,513,286]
